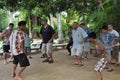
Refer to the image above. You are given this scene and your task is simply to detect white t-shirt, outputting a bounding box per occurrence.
[9,30,25,55]
[109,29,119,46]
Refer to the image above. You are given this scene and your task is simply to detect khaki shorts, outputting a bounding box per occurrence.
[42,43,52,54]
[83,42,90,52]
[71,47,83,56]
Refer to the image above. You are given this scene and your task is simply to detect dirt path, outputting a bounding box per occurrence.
[0,50,120,80]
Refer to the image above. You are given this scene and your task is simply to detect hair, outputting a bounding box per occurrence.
[73,22,79,24]
[18,21,26,26]
[9,23,14,26]
[88,32,97,39]
[80,23,85,26]
[101,25,108,30]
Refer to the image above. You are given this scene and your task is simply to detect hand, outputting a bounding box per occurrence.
[48,39,52,43]
[79,41,84,44]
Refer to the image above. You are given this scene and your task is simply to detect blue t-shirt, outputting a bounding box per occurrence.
[24,37,33,47]
[100,32,118,53]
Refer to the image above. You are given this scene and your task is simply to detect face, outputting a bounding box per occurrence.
[101,29,107,34]
[73,23,78,29]
[41,21,47,26]
[108,25,113,31]
[80,25,85,29]
[89,38,95,42]
[21,25,26,30]
[9,25,14,29]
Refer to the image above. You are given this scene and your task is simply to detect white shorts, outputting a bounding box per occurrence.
[42,43,52,54]
[83,42,90,52]
[71,47,83,56]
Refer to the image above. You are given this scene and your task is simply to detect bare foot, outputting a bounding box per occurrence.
[15,75,23,80]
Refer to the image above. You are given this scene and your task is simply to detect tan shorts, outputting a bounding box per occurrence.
[71,47,83,56]
[42,43,52,54]
[83,42,90,52]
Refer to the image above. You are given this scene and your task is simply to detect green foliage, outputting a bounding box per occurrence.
[0,9,9,31]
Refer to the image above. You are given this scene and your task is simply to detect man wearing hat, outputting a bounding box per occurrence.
[40,18,55,63]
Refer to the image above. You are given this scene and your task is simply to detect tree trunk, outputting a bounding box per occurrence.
[8,11,13,23]
[56,13,64,43]
[49,13,54,28]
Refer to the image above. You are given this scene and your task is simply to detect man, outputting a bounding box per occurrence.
[88,32,107,80]
[66,27,73,55]
[71,22,88,66]
[0,23,14,64]
[10,21,30,80]
[40,18,55,63]
[80,23,91,60]
[108,24,120,65]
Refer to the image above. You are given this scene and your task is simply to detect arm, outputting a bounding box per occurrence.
[48,33,56,43]
[0,30,7,38]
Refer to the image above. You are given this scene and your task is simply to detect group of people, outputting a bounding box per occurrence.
[66,22,120,80]
[0,21,31,80]
[0,19,119,80]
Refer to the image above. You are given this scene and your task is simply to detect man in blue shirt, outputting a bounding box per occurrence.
[80,23,91,60]
[71,22,88,66]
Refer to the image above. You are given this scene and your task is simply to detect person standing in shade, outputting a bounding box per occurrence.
[40,18,55,63]
[0,23,14,64]
[24,33,33,59]
[10,21,30,80]
[71,22,88,66]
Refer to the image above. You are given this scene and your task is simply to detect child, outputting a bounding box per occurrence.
[100,25,118,72]
[89,32,107,80]
[24,33,33,59]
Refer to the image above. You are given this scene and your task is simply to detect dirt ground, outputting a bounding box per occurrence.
[0,50,120,80]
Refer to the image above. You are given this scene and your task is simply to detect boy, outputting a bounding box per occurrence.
[88,32,107,80]
[24,33,33,59]
[100,25,118,72]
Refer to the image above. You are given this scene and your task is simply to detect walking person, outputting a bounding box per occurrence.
[40,18,55,63]
[80,23,91,60]
[10,21,30,80]
[66,27,73,55]
[71,22,88,66]
[0,23,14,64]
[108,24,120,66]
[88,32,107,80]
[100,25,118,72]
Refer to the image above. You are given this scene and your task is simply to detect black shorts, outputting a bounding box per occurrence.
[3,45,10,53]
[13,53,30,67]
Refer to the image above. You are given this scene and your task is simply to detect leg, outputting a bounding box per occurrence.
[3,53,8,64]
[28,47,32,59]
[47,43,54,63]
[15,67,26,80]
[42,44,49,62]
[12,64,17,77]
[74,55,79,65]
[9,54,13,62]
[96,71,103,80]
[66,43,71,55]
